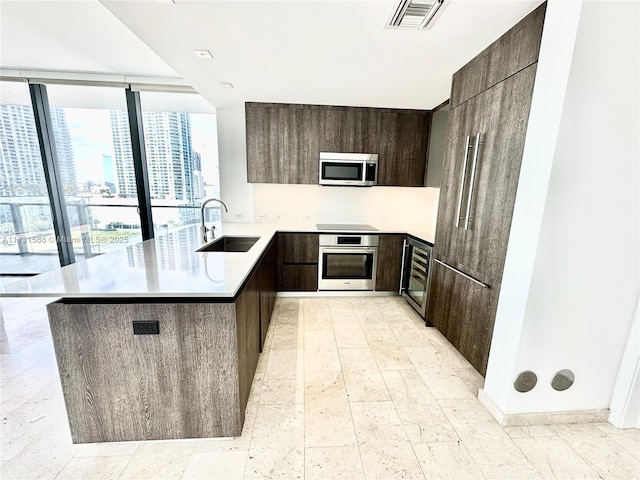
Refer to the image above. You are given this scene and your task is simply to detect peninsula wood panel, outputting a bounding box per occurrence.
[235,270,261,419]
[47,302,240,443]
[259,241,278,350]
[375,234,405,291]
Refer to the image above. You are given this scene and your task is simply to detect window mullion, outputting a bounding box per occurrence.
[125,87,154,240]
[28,83,76,266]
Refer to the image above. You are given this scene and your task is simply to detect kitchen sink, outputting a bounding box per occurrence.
[196,236,260,253]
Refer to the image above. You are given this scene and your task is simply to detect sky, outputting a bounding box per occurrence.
[63,108,219,187]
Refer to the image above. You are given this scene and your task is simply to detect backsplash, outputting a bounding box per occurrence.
[252,184,440,231]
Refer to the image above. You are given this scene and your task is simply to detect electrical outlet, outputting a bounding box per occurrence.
[302,214,311,221]
[270,214,280,221]
[257,213,266,221]
[234,213,243,221]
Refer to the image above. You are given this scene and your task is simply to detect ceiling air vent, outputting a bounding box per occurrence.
[388,0,444,30]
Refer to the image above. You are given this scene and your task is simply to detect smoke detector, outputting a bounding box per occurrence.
[387,0,444,30]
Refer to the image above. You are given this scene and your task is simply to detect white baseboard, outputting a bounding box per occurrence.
[478,389,610,426]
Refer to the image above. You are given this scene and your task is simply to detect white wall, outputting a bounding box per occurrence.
[484,0,640,416]
[216,105,253,222]
[252,184,439,230]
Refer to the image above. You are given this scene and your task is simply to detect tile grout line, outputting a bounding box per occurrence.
[396,337,490,479]
[343,298,376,479]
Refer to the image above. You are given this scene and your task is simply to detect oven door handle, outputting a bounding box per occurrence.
[320,248,378,255]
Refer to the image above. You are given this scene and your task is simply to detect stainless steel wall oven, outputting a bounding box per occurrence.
[318,234,378,290]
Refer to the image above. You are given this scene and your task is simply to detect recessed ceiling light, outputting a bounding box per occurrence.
[193,49,213,59]
[220,82,234,89]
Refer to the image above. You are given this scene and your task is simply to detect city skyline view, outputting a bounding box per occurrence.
[0,88,220,273]
[0,104,219,201]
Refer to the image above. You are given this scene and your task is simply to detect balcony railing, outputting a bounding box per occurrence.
[0,201,221,272]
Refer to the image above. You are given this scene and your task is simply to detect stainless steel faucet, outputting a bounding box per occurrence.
[200,198,228,242]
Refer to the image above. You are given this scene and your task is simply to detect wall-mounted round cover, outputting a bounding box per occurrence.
[513,370,537,393]
[551,369,575,391]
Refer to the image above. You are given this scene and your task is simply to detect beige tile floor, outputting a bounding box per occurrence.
[1,295,639,480]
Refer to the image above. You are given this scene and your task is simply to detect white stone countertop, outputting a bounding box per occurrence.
[0,222,434,298]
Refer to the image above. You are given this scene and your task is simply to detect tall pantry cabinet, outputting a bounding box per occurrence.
[427,3,546,376]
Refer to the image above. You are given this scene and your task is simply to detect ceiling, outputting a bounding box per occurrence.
[1,0,543,111]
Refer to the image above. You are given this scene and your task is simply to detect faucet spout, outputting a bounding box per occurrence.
[200,198,229,242]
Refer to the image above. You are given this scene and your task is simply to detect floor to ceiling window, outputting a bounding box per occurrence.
[0,80,219,278]
[139,91,219,236]
[0,81,61,275]
[46,84,142,258]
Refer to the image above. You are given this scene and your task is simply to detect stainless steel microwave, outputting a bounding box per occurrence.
[319,152,378,186]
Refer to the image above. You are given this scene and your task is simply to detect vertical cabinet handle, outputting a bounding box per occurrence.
[455,135,472,228]
[464,132,482,230]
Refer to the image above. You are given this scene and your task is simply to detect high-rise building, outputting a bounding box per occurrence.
[49,108,76,194]
[109,111,137,198]
[0,105,76,197]
[192,151,205,199]
[110,111,198,202]
[102,154,116,194]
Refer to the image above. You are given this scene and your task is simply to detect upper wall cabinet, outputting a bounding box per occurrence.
[245,103,432,187]
[450,2,546,108]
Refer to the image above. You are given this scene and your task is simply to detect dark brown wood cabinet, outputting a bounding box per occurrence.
[236,268,261,421]
[277,233,319,291]
[280,264,318,292]
[258,239,278,350]
[429,3,546,375]
[427,259,499,376]
[450,2,546,108]
[47,298,256,443]
[246,104,282,183]
[246,103,431,187]
[459,64,537,281]
[375,234,405,291]
[282,107,321,184]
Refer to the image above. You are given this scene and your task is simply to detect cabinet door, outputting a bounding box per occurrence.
[485,3,545,90]
[377,112,431,187]
[433,96,479,262]
[280,264,318,291]
[246,104,282,183]
[319,108,344,153]
[450,53,489,109]
[459,64,537,280]
[427,257,499,376]
[282,107,321,184]
[279,233,319,263]
[450,2,545,108]
[375,234,405,291]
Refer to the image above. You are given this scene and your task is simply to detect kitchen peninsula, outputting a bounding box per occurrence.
[1,223,434,444]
